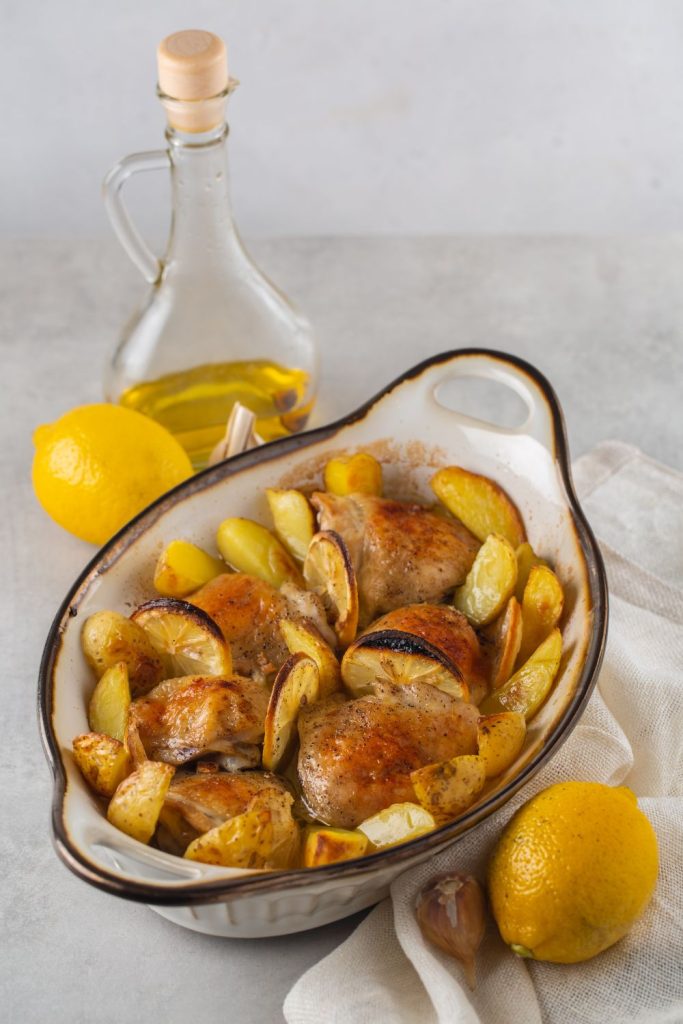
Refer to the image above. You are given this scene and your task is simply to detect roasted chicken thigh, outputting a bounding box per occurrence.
[128,674,269,766]
[311,493,480,623]
[297,681,479,828]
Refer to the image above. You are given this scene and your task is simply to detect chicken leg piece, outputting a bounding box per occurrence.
[311,493,480,624]
[297,682,479,828]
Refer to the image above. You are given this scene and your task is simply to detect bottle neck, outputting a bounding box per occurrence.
[165,122,241,267]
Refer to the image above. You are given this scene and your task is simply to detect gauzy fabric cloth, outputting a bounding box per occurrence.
[284,442,683,1024]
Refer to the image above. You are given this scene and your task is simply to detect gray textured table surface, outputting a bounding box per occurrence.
[2,237,682,1024]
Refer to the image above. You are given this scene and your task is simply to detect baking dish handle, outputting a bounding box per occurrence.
[420,351,559,456]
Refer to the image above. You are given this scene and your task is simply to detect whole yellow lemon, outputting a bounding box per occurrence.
[32,404,193,545]
[488,781,658,963]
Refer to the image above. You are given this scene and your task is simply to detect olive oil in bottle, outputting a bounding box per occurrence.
[103,30,317,469]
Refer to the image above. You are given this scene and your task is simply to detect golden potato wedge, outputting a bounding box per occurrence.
[107,760,175,843]
[263,653,320,771]
[184,804,273,868]
[517,564,564,665]
[483,596,523,690]
[81,610,164,696]
[123,718,147,767]
[265,489,315,562]
[514,542,548,602]
[431,466,526,547]
[72,732,131,797]
[410,755,486,822]
[131,598,232,678]
[341,631,469,701]
[477,711,526,777]
[453,533,518,627]
[279,618,341,696]
[357,802,436,850]
[479,627,562,721]
[153,540,225,599]
[216,517,303,588]
[323,452,383,497]
[303,826,369,867]
[303,531,359,648]
[88,661,130,742]
[259,791,301,870]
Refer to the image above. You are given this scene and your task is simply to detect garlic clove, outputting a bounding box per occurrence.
[416,873,487,990]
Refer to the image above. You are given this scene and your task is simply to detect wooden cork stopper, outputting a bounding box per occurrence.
[157,30,229,132]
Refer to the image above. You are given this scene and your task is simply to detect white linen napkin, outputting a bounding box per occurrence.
[284,442,683,1024]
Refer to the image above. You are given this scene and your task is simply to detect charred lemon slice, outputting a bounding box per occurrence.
[265,488,316,562]
[107,760,175,844]
[131,599,232,679]
[263,652,320,771]
[431,465,526,547]
[453,533,518,627]
[303,531,359,648]
[357,802,436,850]
[480,628,562,720]
[341,630,469,700]
[279,618,341,697]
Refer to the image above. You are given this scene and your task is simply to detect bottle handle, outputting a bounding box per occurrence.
[102,150,171,283]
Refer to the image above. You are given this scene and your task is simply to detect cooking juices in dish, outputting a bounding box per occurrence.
[103,31,318,469]
[72,452,565,871]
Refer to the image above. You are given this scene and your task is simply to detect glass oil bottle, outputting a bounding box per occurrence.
[103,30,318,469]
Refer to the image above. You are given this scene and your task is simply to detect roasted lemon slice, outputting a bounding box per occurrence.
[263,652,320,771]
[480,628,562,720]
[431,465,526,547]
[341,631,469,700]
[131,599,232,678]
[357,802,436,850]
[303,531,359,648]
[477,711,526,778]
[453,533,518,627]
[107,760,175,844]
[280,618,341,696]
[265,488,316,562]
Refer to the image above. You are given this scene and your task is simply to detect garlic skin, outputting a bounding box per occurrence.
[416,873,487,989]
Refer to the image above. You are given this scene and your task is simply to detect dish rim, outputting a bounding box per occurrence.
[38,348,608,906]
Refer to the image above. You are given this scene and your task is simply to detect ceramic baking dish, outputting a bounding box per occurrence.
[39,349,607,938]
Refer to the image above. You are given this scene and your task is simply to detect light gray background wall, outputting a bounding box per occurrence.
[3,0,683,239]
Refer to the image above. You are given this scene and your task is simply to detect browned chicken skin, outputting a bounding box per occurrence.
[311,493,480,624]
[129,674,269,766]
[297,682,479,828]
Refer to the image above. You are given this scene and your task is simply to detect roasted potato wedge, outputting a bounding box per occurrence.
[81,610,164,696]
[107,760,175,843]
[303,531,359,648]
[131,598,232,678]
[303,826,369,867]
[184,790,299,869]
[357,802,436,850]
[153,540,225,598]
[431,466,526,547]
[480,627,562,720]
[323,452,383,497]
[280,618,341,696]
[453,533,518,627]
[73,732,131,797]
[410,754,486,822]
[341,631,469,701]
[517,564,564,665]
[514,542,548,602]
[265,489,316,562]
[477,711,526,777]
[262,653,320,771]
[483,596,523,690]
[216,517,303,588]
[88,661,130,741]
